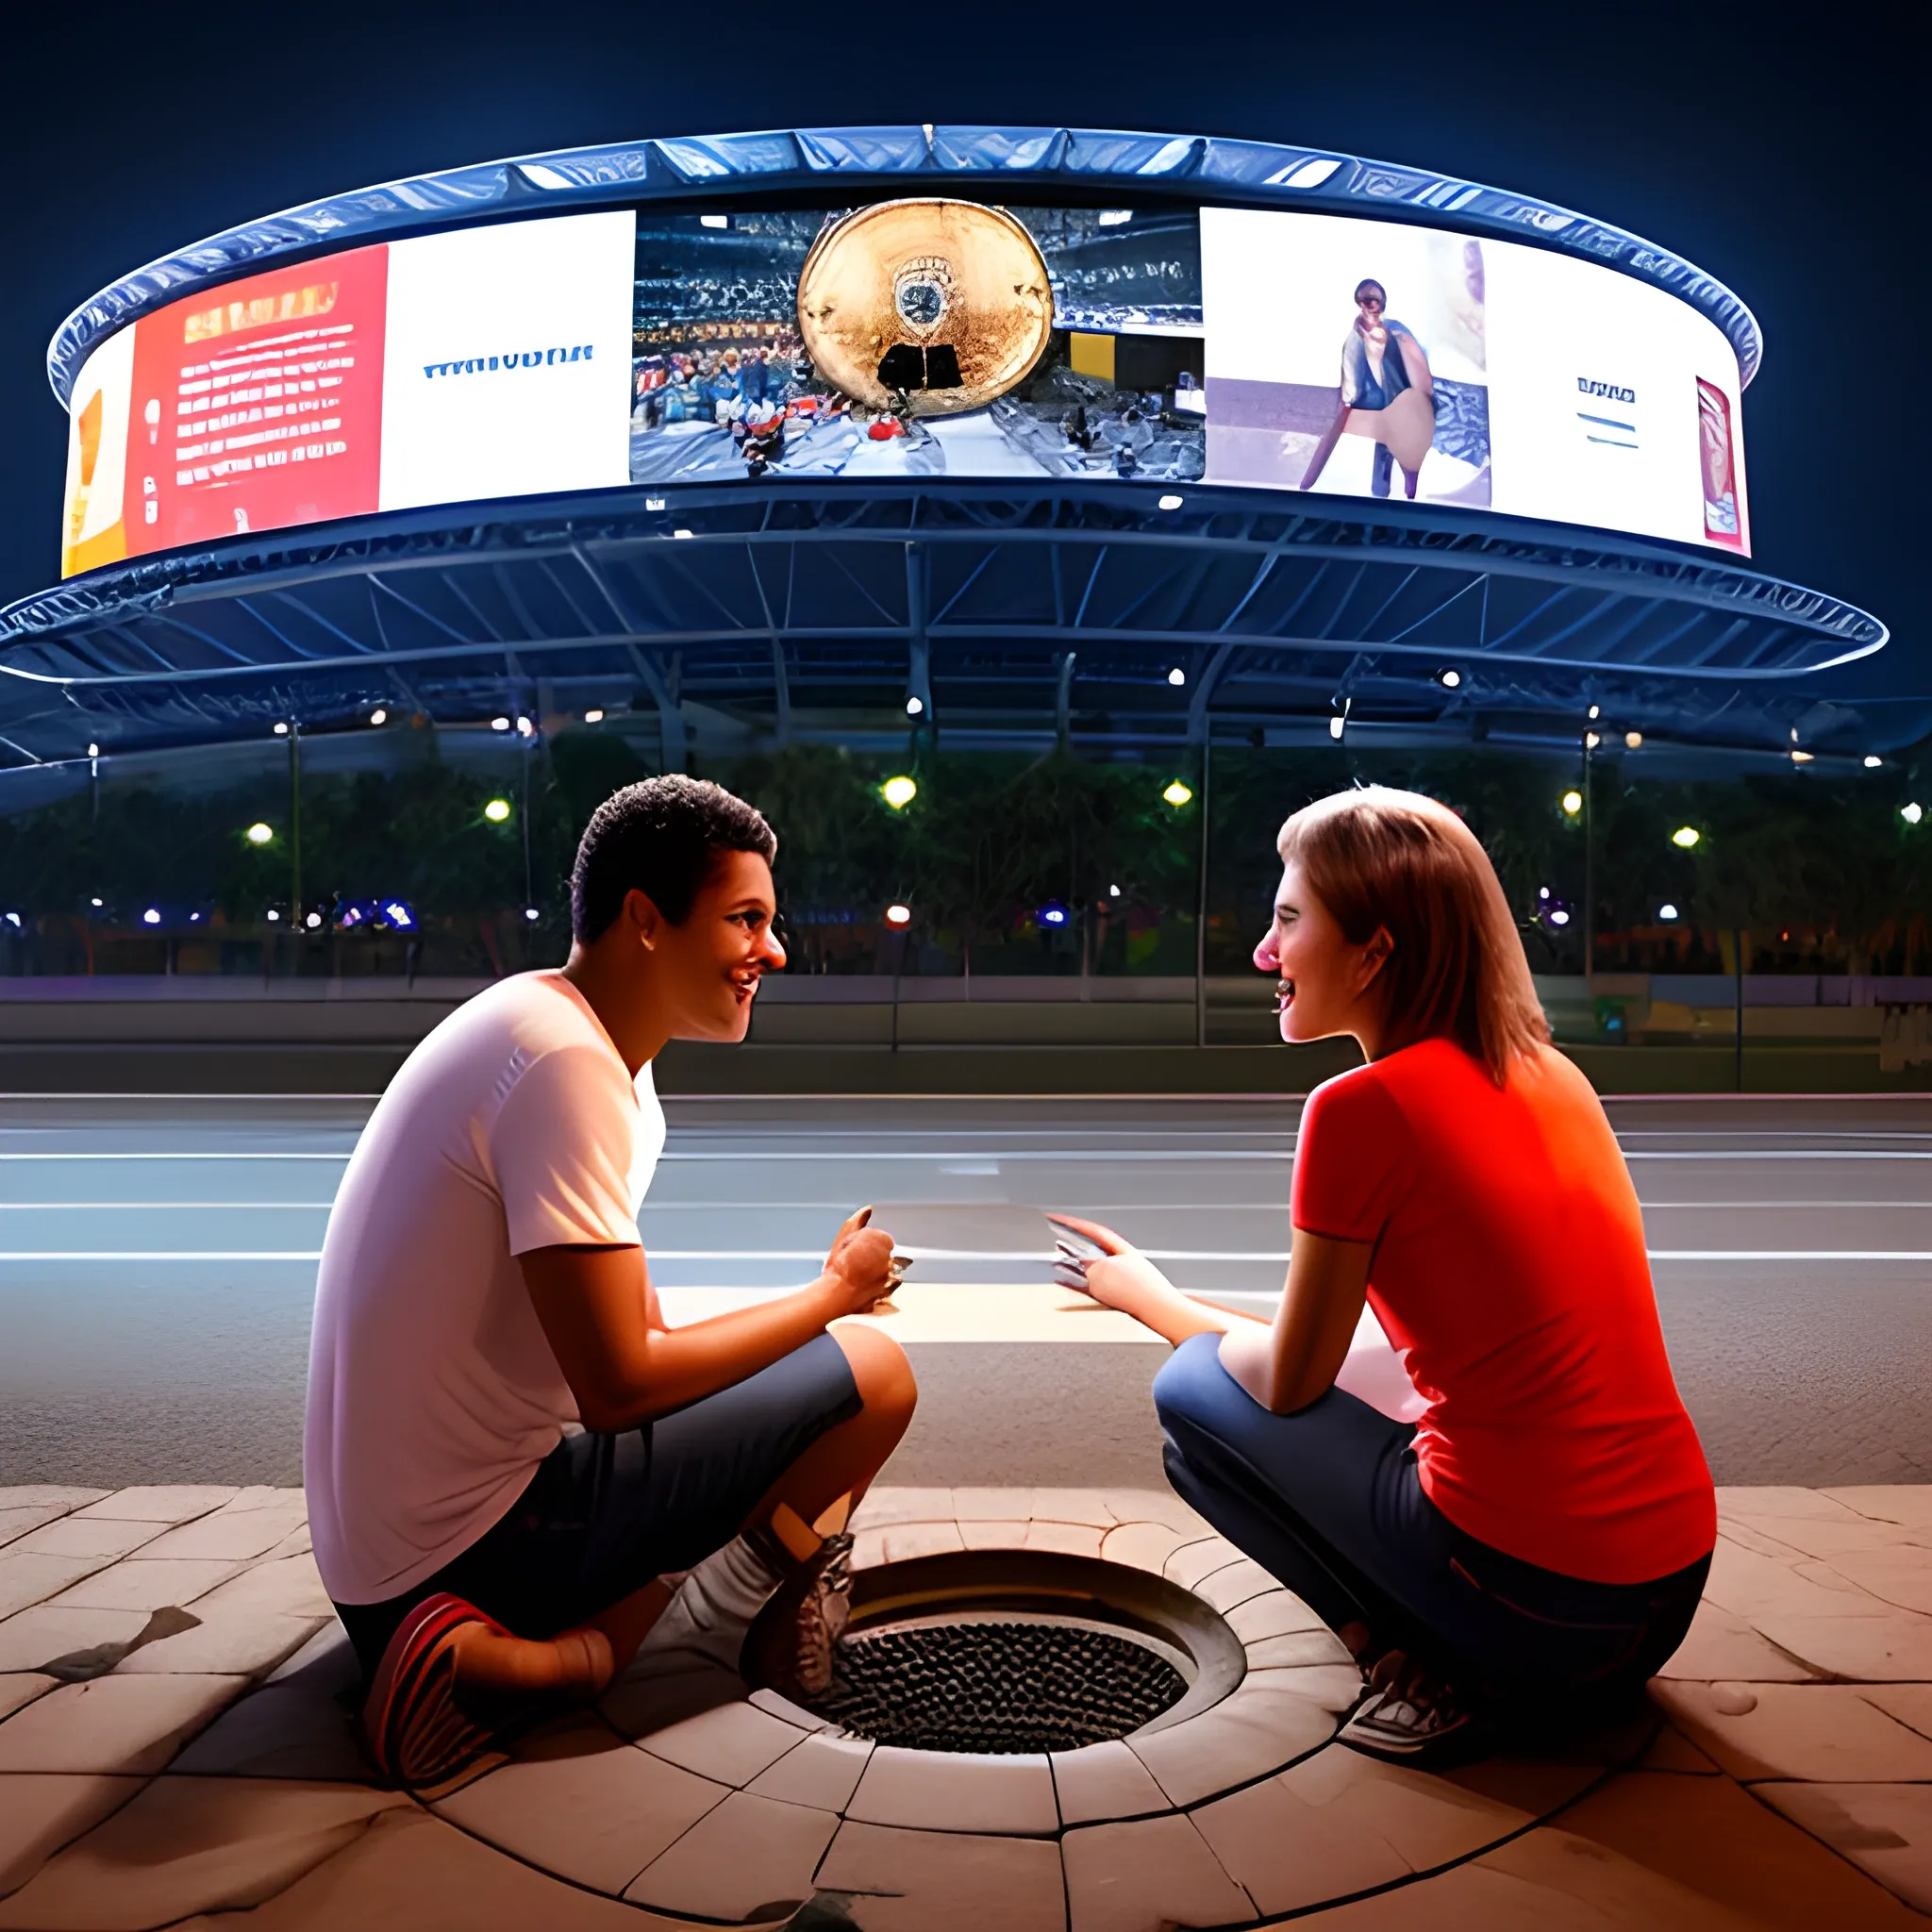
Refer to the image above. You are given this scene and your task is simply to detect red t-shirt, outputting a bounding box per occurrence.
[1291,1038,1714,1584]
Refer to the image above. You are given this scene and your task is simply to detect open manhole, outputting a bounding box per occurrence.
[744,1549,1246,1755]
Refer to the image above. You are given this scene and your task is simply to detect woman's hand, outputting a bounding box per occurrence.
[1049,1215,1189,1331]
[824,1207,905,1317]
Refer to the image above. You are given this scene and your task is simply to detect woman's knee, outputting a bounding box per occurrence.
[1152,1332,1232,1435]
[831,1323,917,1425]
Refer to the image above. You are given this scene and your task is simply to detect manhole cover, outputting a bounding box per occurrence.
[809,1618,1187,1754]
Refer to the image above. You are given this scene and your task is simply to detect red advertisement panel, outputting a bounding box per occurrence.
[123,244,390,556]
[1696,376,1744,552]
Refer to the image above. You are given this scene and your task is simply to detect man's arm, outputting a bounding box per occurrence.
[522,1209,895,1432]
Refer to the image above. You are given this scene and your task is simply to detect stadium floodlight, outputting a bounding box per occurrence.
[700,214,728,229]
[244,822,274,845]
[1624,731,1643,749]
[491,716,510,732]
[1440,669,1462,689]
[274,722,290,736]
[583,708,605,724]
[881,775,918,809]
[1097,209,1133,225]
[1864,756,1882,769]
[87,742,99,758]
[142,908,160,924]
[1162,779,1194,808]
[1672,825,1701,848]
[1561,790,1584,815]
[884,903,912,926]
[1167,668,1186,686]
[483,797,512,824]
[1329,714,1345,740]
[1158,493,1183,510]
[369,708,387,725]
[906,695,924,716]
[1904,803,1924,825]
[1658,904,1679,921]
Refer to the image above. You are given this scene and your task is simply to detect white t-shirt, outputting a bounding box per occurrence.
[305,971,665,1605]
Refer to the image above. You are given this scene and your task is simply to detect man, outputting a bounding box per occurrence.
[305,775,914,1786]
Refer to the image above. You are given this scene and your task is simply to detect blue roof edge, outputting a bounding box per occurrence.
[44,124,1763,408]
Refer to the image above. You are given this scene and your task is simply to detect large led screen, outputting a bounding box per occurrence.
[60,197,1750,576]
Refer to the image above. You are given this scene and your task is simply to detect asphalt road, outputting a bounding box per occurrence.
[1,1092,1926,1491]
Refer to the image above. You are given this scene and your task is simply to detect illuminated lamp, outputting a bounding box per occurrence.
[1790,749,1814,763]
[90,897,103,908]
[906,696,924,716]
[1561,791,1583,815]
[381,902,416,929]
[1098,209,1133,225]
[525,908,541,922]
[1158,494,1183,509]
[306,912,323,928]
[1549,909,1571,926]
[1585,732,1601,749]
[1440,669,1462,689]
[1864,756,1882,769]
[881,775,918,809]
[516,717,534,737]
[884,903,912,926]
[1588,705,1601,720]
[1108,884,1121,897]
[584,708,605,724]
[1168,668,1186,686]
[273,722,290,736]
[142,908,160,924]
[491,716,510,732]
[1904,803,1924,825]
[245,822,274,845]
[1624,731,1643,749]
[1659,904,1679,921]
[369,708,387,725]
[1671,825,1701,849]
[1162,780,1193,807]
[266,909,280,923]
[1328,714,1345,740]
[673,528,694,540]
[87,742,99,758]
[1039,900,1071,926]
[483,798,512,823]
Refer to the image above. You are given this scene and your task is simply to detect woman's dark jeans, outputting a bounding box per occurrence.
[1154,1334,1709,1727]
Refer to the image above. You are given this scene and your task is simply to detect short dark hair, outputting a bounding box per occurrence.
[571,775,776,943]
[1354,279,1387,303]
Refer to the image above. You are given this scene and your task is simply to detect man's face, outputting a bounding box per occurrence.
[1357,288,1385,323]
[651,849,786,1042]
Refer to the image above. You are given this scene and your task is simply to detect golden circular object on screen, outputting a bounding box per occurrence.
[797,199,1054,415]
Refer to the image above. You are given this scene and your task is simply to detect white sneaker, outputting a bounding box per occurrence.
[1338,1682,1481,1762]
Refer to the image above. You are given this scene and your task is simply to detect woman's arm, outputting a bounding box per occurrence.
[1218,1228,1373,1414]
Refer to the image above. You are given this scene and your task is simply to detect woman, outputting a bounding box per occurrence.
[1299,280,1435,500]
[1053,788,1713,1762]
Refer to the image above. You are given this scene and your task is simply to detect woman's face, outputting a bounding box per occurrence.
[1356,287,1386,325]
[1254,858,1386,1045]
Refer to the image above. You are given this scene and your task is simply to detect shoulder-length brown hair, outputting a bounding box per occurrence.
[1277,786,1549,1085]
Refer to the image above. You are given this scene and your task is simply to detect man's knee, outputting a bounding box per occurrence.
[832,1323,917,1423]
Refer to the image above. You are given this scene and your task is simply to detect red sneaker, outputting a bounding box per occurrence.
[359,1592,504,1788]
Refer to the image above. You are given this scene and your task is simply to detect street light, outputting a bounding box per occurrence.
[245,822,274,845]
[1905,803,1925,825]
[881,775,918,809]
[1624,731,1643,750]
[1167,668,1186,687]
[1440,669,1462,689]
[1561,790,1583,815]
[483,798,512,824]
[1659,904,1679,921]
[369,708,387,726]
[1672,825,1701,849]
[905,695,924,716]
[884,903,911,927]
[1162,780,1193,808]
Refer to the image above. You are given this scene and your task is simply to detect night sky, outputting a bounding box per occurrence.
[1,2,1918,707]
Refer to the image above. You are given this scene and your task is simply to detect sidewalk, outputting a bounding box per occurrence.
[0,1483,1926,1929]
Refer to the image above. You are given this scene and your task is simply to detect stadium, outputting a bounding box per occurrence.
[2,124,1897,774]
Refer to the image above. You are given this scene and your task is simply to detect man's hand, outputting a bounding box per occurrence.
[824,1207,904,1317]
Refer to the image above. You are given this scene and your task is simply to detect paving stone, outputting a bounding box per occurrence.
[1652,1599,1819,1681]
[1822,1488,1932,1534]
[640,1693,812,1787]
[1441,1752,1607,1821]
[0,1774,143,1899]
[849,1488,956,1532]
[960,1519,1030,1550]
[45,1557,239,1615]
[600,1657,747,1741]
[1724,1512,1927,1561]
[266,1623,355,1690]
[1249,1661,1368,1715]
[163,1804,691,1931]
[876,1519,966,1564]
[1859,1682,1932,1740]
[747,1686,828,1731]
[1650,1680,1932,1782]
[182,1553,331,1620]
[1243,1626,1354,1670]
[1028,1490,1119,1529]
[1098,1521,1198,1575]
[0,1491,107,1514]
[745,1729,873,1810]
[1719,1517,1817,1561]
[0,1674,246,1774]
[0,1608,149,1675]
[1756,1781,1932,1916]
[110,1605,325,1678]
[435,1715,728,1895]
[0,1508,73,1552]
[1062,1812,1254,1931]
[1049,1739,1171,1825]
[1280,1745,1533,1873]
[1552,1769,1925,1930]
[169,1679,367,1782]
[951,1487,1037,1522]
[816,1818,1067,1932]
[1716,1486,1864,1522]
[73,1490,237,1525]
[0,1775,407,1930]
[1102,1490,1213,1537]
[9,1518,168,1562]
[1816,1544,1932,1618]
[207,1489,307,1517]
[129,1513,304,1564]
[1635,1721,1724,1774]
[1194,1557,1287,1615]
[625,1789,839,1919]
[1163,1535,1245,1592]
[1191,1765,1412,1913]
[1224,1589,1329,1643]
[0,1555,111,1622]
[1023,1519,1103,1557]
[1128,1671,1336,1807]
[1747,1609,1932,1683]
[1704,1538,1895,1624]
[0,1675,57,1724]
[848,1744,1058,1835]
